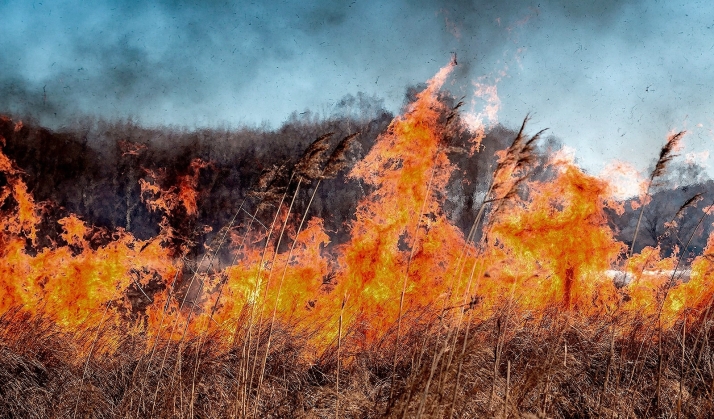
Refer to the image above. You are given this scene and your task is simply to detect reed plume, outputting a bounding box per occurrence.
[630,131,685,257]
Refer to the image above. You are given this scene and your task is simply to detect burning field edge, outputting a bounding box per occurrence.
[1,61,714,418]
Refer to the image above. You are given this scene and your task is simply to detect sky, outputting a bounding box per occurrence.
[2,0,714,178]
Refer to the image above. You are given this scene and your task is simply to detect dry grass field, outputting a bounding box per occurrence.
[1,62,713,418]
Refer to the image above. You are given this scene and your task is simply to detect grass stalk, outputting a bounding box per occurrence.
[72,301,112,419]
[503,360,511,419]
[252,177,303,415]
[677,317,686,419]
[336,293,347,419]
[240,176,293,417]
[390,162,437,403]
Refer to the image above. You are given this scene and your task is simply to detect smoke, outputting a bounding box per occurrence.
[2,0,714,175]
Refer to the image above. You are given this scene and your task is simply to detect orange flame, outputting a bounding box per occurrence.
[329,61,469,341]
[487,162,625,313]
[0,65,712,359]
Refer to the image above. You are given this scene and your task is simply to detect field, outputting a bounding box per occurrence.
[1,62,714,418]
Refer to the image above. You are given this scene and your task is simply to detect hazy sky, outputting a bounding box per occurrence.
[2,0,714,177]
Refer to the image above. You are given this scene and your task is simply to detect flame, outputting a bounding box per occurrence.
[0,62,713,366]
[139,158,210,217]
[486,162,625,313]
[327,61,470,341]
[0,138,176,333]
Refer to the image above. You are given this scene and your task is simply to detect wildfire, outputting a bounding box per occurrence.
[0,61,712,365]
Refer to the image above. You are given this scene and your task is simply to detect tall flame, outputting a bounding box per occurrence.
[0,61,712,365]
[330,62,469,340]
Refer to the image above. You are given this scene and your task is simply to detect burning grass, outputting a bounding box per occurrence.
[1,62,714,418]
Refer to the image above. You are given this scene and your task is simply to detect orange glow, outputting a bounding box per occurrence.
[487,162,625,314]
[0,63,712,360]
[326,61,470,342]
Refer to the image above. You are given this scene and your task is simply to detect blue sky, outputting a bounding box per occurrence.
[2,0,714,177]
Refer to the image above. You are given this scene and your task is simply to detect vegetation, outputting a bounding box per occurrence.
[1,65,713,418]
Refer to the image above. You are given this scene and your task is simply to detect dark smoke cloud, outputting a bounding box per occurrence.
[1,0,713,175]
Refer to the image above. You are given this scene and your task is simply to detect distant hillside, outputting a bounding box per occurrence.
[3,110,708,265]
[0,96,523,258]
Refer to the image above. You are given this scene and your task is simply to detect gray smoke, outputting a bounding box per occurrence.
[2,0,713,175]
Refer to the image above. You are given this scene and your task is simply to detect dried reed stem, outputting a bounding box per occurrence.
[150,244,224,415]
[241,174,293,417]
[153,200,244,414]
[630,131,685,258]
[390,162,438,403]
[489,315,504,412]
[597,320,616,415]
[241,172,295,417]
[336,294,347,419]
[72,301,112,419]
[677,317,686,419]
[253,178,303,415]
[134,268,182,417]
[503,360,511,419]
[251,132,334,417]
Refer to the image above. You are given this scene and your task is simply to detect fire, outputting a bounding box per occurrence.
[139,158,211,217]
[0,61,712,366]
[0,137,39,242]
[487,162,624,314]
[330,61,470,341]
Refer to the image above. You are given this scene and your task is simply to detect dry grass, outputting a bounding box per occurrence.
[0,104,709,419]
[1,305,714,418]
